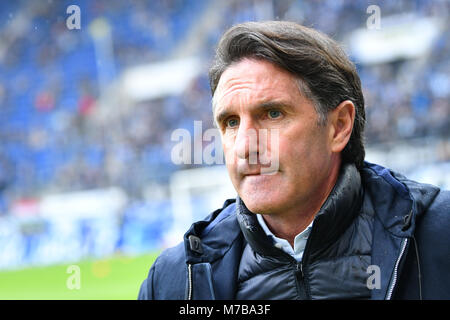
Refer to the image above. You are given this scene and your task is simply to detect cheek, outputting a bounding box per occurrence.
[278,128,329,172]
[277,130,306,159]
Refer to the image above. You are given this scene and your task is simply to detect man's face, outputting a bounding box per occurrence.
[214,58,337,216]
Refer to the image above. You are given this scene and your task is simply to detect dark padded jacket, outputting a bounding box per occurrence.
[138,162,450,300]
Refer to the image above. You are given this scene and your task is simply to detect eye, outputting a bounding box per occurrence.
[226,118,239,128]
[268,110,282,119]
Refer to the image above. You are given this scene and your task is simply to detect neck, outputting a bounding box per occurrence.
[262,158,341,247]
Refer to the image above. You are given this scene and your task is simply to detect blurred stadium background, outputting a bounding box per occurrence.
[0,0,448,299]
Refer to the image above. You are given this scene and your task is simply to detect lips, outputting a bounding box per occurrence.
[234,153,280,178]
[238,164,279,176]
[245,170,278,176]
[243,171,263,176]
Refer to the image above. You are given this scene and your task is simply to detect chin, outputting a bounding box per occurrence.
[240,192,281,215]
[236,177,286,214]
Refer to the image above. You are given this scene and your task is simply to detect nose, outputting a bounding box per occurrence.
[235,119,259,163]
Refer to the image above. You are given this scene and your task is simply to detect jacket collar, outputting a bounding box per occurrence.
[184,199,242,264]
[183,199,244,299]
[236,163,364,261]
[361,161,440,238]
[360,161,440,299]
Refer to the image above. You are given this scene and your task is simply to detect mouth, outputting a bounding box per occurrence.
[237,160,280,177]
[242,169,279,177]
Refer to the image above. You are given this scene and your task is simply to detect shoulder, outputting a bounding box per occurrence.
[426,189,450,213]
[154,243,186,273]
[417,189,450,238]
[138,198,239,300]
[138,242,187,300]
[412,189,450,298]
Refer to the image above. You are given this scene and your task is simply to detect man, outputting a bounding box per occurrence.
[138,21,450,300]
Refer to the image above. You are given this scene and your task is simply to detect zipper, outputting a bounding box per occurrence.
[293,260,308,299]
[297,218,318,300]
[296,261,303,274]
[187,263,193,300]
[386,238,408,300]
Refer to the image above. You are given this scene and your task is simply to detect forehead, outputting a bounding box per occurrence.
[214,58,301,111]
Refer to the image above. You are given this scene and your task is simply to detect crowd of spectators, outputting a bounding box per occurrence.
[0,0,448,217]
[0,0,205,210]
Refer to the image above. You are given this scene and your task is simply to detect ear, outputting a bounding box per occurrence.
[328,100,355,153]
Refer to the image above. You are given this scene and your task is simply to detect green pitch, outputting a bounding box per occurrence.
[0,252,159,300]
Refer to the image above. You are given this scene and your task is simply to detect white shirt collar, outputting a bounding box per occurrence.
[256,214,314,262]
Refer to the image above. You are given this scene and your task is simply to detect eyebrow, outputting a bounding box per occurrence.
[215,101,292,125]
